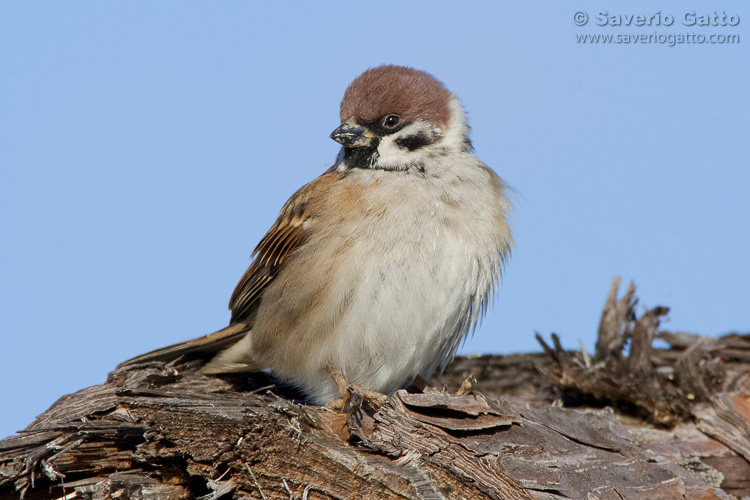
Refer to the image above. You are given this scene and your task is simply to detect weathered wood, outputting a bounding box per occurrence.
[1,278,749,499]
[536,281,748,427]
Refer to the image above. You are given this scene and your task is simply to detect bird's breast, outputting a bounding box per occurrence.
[251,166,510,402]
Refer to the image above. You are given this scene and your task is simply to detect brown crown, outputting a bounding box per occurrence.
[339,65,453,128]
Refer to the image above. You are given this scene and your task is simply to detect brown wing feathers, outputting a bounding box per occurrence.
[228,182,315,323]
[118,176,323,368]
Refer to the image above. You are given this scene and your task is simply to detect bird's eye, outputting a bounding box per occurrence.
[382,114,401,129]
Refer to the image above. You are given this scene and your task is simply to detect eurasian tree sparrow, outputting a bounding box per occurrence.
[119,65,513,404]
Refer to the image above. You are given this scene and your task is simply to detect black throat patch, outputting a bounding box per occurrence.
[342,141,380,170]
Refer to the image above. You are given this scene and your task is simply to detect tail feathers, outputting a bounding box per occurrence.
[117,323,252,369]
[201,330,261,374]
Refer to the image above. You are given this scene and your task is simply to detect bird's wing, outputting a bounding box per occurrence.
[117,172,329,369]
[228,174,322,323]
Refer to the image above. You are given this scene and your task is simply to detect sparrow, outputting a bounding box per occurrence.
[119,65,514,405]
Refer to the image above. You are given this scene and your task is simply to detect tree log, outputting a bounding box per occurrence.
[1,278,749,499]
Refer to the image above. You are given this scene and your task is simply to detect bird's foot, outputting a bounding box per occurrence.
[326,372,388,410]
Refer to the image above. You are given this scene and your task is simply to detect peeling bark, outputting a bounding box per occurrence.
[1,278,749,499]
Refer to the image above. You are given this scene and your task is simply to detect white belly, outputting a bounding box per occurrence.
[309,222,481,400]
[259,168,508,403]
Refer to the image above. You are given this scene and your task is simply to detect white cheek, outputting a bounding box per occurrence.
[374,121,438,170]
[375,135,420,169]
[373,97,470,173]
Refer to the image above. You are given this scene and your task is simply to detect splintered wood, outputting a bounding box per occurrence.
[1,278,749,499]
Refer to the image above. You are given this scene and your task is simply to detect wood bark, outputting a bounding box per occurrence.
[1,278,749,499]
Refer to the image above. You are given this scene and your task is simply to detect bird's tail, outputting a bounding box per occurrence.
[117,323,253,369]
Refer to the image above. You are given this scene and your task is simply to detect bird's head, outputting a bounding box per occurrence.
[330,65,472,176]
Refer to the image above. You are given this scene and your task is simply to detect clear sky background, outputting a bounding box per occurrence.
[1,2,747,439]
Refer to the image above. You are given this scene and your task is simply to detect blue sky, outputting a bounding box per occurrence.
[1,2,747,439]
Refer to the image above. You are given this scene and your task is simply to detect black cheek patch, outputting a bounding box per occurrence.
[395,132,437,151]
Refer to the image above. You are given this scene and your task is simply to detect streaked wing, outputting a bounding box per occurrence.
[119,173,328,369]
[228,176,320,323]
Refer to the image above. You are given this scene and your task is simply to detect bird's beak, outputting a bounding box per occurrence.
[330,119,374,148]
